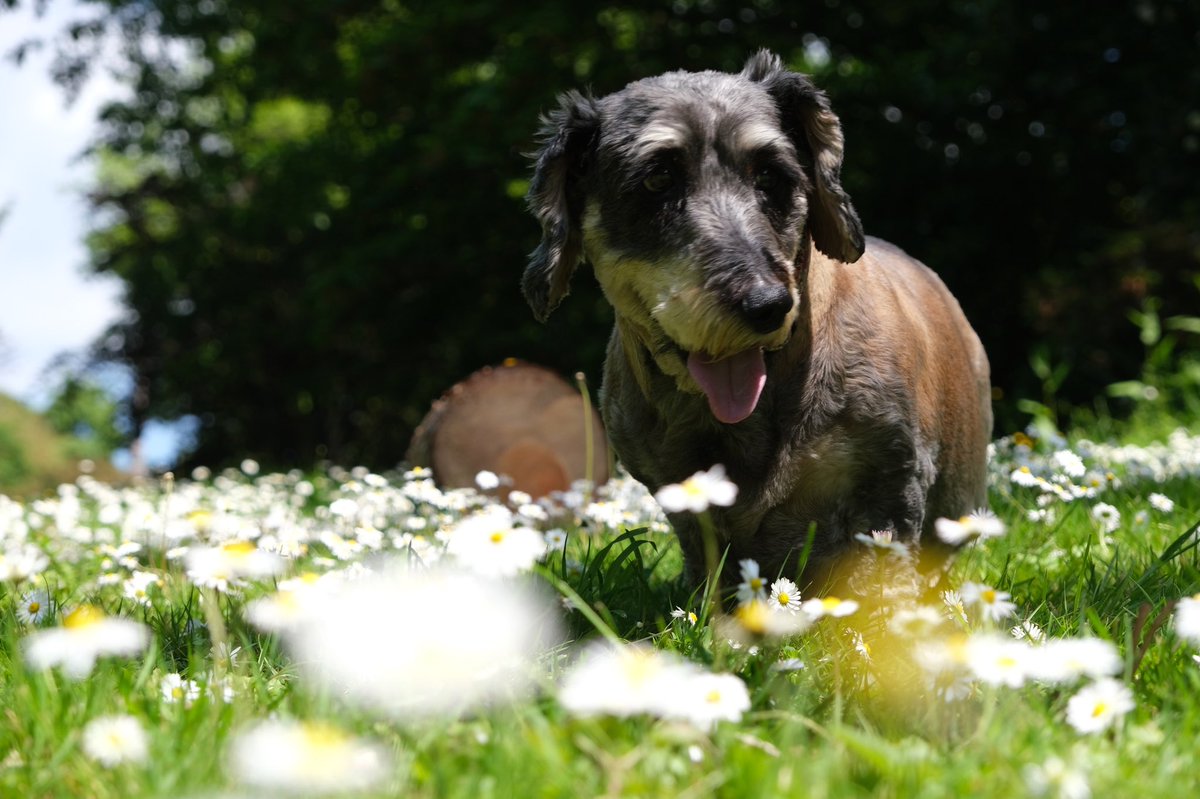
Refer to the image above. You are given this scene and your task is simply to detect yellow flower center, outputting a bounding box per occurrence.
[27,601,40,614]
[301,722,349,751]
[64,604,106,629]
[982,590,997,604]
[777,593,791,606]
[821,597,842,611]
[705,690,722,704]
[188,509,213,530]
[998,656,1018,669]
[750,577,764,591]
[1092,702,1107,718]
[222,540,256,558]
[736,601,769,635]
[490,531,506,544]
[299,572,320,584]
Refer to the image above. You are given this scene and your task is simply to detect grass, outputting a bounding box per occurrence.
[1,421,1199,798]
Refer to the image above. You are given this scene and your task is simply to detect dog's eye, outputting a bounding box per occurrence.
[754,167,781,191]
[643,169,674,193]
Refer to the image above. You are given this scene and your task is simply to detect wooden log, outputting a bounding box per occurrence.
[407,360,609,498]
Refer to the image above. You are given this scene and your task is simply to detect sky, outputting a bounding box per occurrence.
[0,3,187,468]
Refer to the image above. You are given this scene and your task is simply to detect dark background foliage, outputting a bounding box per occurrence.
[7,0,1199,470]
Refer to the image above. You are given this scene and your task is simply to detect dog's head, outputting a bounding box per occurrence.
[523,50,864,424]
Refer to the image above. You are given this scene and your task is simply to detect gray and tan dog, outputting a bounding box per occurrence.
[523,50,992,593]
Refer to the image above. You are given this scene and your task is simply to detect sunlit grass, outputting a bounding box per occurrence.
[1,424,1199,798]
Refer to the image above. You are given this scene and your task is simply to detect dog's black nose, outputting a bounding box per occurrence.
[740,284,793,334]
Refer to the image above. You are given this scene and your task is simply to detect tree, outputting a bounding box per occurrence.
[9,0,1199,469]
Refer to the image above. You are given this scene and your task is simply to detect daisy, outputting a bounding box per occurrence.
[934,511,1007,545]
[81,714,149,767]
[228,719,390,794]
[287,562,556,718]
[965,635,1031,687]
[735,559,768,604]
[670,671,752,730]
[725,599,812,639]
[1023,756,1091,799]
[1148,493,1174,513]
[959,581,1017,623]
[768,578,802,614]
[888,605,945,637]
[0,544,49,583]
[1024,637,1121,684]
[1090,503,1120,534]
[1065,678,1134,734]
[446,507,547,577]
[15,589,52,625]
[245,573,330,634]
[544,528,568,552]
[123,571,163,606]
[670,607,699,626]
[654,465,738,514]
[853,529,911,556]
[1052,450,1087,479]
[558,642,700,719]
[942,589,969,626]
[23,605,150,679]
[1173,593,1200,645]
[161,673,202,707]
[801,596,860,620]
[474,470,501,490]
[185,541,285,591]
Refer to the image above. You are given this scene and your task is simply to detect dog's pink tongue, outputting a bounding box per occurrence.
[686,349,766,424]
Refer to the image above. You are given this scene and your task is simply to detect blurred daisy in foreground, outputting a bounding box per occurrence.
[229,719,390,795]
[445,507,547,577]
[82,714,149,767]
[1065,678,1134,734]
[959,581,1017,623]
[245,573,333,634]
[185,541,285,591]
[558,642,750,729]
[934,511,1006,546]
[23,605,150,678]
[801,596,859,620]
[1024,637,1121,684]
[286,562,558,718]
[722,599,812,641]
[654,465,737,514]
[558,643,701,720]
[1173,593,1200,645]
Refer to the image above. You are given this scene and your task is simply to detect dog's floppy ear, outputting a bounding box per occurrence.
[523,90,600,321]
[742,50,865,264]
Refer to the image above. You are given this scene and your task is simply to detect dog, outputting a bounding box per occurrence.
[522,50,992,594]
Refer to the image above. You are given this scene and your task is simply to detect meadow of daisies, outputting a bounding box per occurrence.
[2,424,1200,798]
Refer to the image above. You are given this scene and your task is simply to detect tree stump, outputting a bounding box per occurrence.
[407,360,609,498]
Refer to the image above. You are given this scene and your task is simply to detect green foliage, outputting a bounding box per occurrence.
[0,423,31,486]
[7,0,1199,468]
[43,376,127,460]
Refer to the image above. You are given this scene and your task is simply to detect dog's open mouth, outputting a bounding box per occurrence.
[686,348,766,425]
